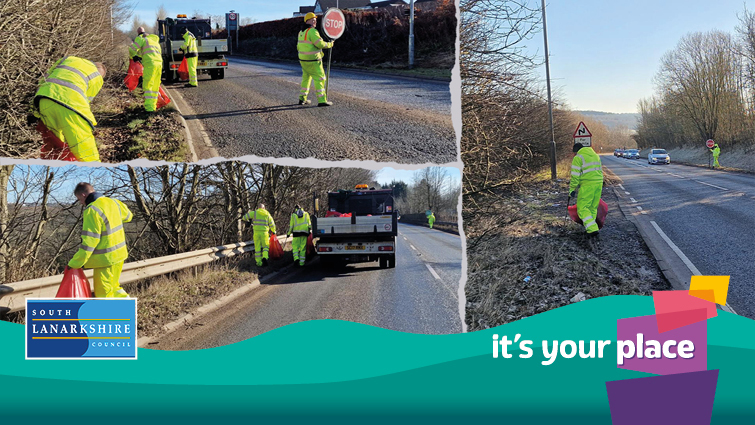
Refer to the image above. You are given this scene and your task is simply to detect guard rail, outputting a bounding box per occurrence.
[0,235,288,314]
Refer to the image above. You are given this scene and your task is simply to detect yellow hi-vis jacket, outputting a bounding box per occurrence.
[33,56,103,130]
[243,208,276,234]
[181,31,198,56]
[297,27,333,61]
[711,145,721,156]
[129,34,163,65]
[569,147,603,192]
[288,211,312,237]
[69,194,133,269]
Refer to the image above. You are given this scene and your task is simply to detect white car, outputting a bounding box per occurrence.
[648,149,670,165]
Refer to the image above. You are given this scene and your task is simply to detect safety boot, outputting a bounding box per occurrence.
[299,99,311,105]
[318,101,333,107]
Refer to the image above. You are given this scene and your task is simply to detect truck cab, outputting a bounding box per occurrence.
[313,185,398,269]
[157,15,229,82]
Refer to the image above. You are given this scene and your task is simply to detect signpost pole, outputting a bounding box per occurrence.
[326,47,333,96]
[541,0,557,181]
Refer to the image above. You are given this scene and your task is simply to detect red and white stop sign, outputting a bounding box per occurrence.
[706,139,715,148]
[323,8,346,39]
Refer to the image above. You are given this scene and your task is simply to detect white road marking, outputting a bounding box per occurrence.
[630,197,637,203]
[650,221,701,275]
[694,180,729,191]
[636,206,643,211]
[409,244,417,251]
[649,221,739,315]
[425,263,441,280]
[618,184,626,190]
[625,191,631,195]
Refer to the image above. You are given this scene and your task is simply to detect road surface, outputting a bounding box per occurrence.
[603,156,755,319]
[154,223,463,350]
[173,58,456,163]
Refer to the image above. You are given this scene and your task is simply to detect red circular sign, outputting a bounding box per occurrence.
[706,139,715,148]
[229,13,237,21]
[384,224,391,231]
[323,8,346,39]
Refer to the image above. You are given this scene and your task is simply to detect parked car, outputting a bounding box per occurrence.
[624,149,640,159]
[648,149,670,165]
[614,149,624,157]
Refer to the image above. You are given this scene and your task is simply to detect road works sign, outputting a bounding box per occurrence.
[573,121,592,147]
[323,8,346,40]
[706,139,715,149]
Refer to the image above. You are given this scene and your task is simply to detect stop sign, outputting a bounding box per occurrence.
[706,139,715,148]
[323,8,346,39]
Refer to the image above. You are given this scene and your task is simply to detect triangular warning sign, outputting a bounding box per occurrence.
[573,121,592,138]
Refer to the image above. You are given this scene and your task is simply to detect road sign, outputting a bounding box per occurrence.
[573,121,592,147]
[323,8,346,40]
[229,13,237,21]
[706,139,715,149]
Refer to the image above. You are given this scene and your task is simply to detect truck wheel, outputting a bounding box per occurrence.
[379,256,388,269]
[388,254,396,269]
[211,69,225,80]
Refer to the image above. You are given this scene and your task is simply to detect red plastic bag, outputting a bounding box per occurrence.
[156,85,171,109]
[56,267,93,298]
[38,121,77,161]
[124,59,144,92]
[568,199,609,229]
[269,234,284,260]
[306,233,315,258]
[178,57,189,81]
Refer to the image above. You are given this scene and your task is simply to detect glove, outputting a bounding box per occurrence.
[179,47,184,53]
[132,56,142,63]
[569,191,576,198]
[27,113,39,126]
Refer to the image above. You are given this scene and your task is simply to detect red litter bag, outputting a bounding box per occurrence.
[156,85,172,109]
[178,57,189,81]
[38,121,77,161]
[124,59,144,92]
[568,199,609,229]
[269,234,284,260]
[306,233,315,258]
[56,267,93,298]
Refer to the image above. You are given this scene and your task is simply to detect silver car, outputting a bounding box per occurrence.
[648,148,670,165]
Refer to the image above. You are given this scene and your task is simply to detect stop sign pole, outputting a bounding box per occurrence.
[322,8,346,97]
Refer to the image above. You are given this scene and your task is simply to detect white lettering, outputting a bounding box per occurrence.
[678,341,695,358]
[617,340,635,365]
[542,341,558,365]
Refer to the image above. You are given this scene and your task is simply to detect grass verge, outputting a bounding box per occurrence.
[464,160,670,331]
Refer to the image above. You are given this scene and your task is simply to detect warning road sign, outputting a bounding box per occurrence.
[706,139,715,149]
[573,121,592,147]
[229,13,237,20]
[323,8,346,40]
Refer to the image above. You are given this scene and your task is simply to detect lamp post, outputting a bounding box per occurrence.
[541,0,557,180]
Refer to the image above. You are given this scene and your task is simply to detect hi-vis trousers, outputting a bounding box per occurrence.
[299,60,328,103]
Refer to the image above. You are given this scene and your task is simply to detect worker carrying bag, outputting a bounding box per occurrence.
[269,234,284,260]
[124,59,144,92]
[178,57,189,81]
[568,199,609,229]
[306,233,315,258]
[156,86,172,109]
[55,266,93,298]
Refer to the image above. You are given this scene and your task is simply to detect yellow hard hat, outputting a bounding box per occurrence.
[304,12,317,22]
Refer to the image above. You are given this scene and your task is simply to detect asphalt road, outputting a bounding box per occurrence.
[155,223,462,350]
[603,156,755,318]
[173,58,456,163]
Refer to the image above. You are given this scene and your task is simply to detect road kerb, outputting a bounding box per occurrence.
[138,261,303,347]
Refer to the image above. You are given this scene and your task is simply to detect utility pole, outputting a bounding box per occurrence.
[409,0,415,68]
[541,0,557,180]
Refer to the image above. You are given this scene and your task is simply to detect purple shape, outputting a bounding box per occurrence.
[606,370,718,425]
[617,314,707,375]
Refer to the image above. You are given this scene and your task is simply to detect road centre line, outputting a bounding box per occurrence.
[425,264,442,281]
[694,180,729,191]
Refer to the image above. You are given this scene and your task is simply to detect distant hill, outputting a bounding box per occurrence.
[575,110,640,131]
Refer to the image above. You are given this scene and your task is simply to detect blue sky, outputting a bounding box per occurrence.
[127,0,313,29]
[375,167,461,188]
[524,0,752,113]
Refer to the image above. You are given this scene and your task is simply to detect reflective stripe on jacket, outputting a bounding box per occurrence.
[69,195,132,269]
[129,34,163,63]
[242,208,276,234]
[182,32,199,58]
[288,211,312,237]
[34,56,103,130]
[569,147,603,192]
[297,27,333,61]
